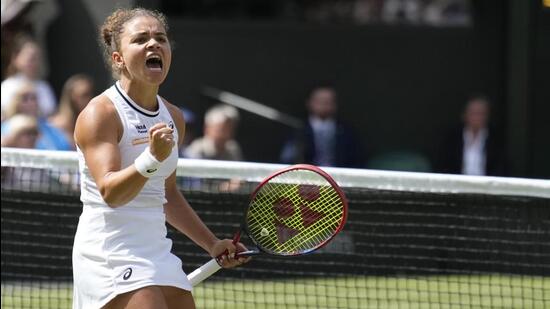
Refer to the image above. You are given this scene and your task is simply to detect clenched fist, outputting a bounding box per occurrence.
[148,122,175,162]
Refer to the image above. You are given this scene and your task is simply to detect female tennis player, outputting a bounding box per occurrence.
[72,8,249,309]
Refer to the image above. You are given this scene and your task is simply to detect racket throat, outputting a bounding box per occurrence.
[232,228,242,244]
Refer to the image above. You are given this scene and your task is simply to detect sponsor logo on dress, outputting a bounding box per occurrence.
[168,121,174,130]
[135,124,147,134]
[123,267,132,280]
[132,137,149,146]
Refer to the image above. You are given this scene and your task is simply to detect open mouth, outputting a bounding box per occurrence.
[145,56,163,71]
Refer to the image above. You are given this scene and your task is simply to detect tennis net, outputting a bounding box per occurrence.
[1,147,549,309]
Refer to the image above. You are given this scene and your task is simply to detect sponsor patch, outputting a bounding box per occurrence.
[132,137,149,145]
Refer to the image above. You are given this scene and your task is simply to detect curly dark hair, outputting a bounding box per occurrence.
[99,7,169,79]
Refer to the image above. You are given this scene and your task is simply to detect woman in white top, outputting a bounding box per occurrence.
[72,8,248,309]
[1,37,57,117]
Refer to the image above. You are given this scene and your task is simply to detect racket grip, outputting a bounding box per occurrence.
[187,258,222,286]
[236,249,260,257]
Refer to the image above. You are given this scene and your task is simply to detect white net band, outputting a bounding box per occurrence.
[2,147,549,198]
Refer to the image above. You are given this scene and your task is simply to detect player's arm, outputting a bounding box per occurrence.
[161,101,221,255]
[75,95,153,207]
[162,101,247,267]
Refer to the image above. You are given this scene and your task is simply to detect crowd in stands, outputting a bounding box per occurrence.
[1,0,504,178]
[0,35,93,151]
[300,0,471,26]
[161,0,472,27]
[0,38,504,177]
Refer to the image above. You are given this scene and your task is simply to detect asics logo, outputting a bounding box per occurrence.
[123,267,132,280]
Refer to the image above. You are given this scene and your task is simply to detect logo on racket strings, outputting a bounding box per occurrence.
[271,184,325,244]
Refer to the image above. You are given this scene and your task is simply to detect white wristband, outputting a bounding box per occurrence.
[135,147,161,177]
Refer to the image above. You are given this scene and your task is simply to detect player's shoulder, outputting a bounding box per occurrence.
[76,93,121,134]
[75,92,124,146]
[159,96,185,124]
[80,94,117,121]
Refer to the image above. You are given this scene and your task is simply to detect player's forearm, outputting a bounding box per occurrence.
[99,166,148,207]
[164,193,219,255]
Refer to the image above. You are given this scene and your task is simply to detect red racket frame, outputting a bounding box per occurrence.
[235,164,348,257]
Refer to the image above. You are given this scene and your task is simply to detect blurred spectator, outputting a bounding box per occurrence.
[1,0,38,79]
[437,95,505,176]
[1,0,38,27]
[184,104,243,161]
[381,0,423,24]
[423,0,471,27]
[303,0,355,23]
[0,113,38,148]
[0,113,40,189]
[0,113,66,191]
[153,0,473,26]
[299,0,471,26]
[352,0,384,24]
[2,81,71,150]
[280,85,364,168]
[1,36,56,117]
[49,74,94,148]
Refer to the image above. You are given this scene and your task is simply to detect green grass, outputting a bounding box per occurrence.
[2,275,549,309]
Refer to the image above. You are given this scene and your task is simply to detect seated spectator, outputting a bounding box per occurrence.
[353,0,385,24]
[184,104,243,161]
[382,0,423,24]
[280,85,364,168]
[1,36,56,117]
[0,113,68,191]
[48,74,94,148]
[0,113,39,148]
[437,95,506,176]
[423,0,472,27]
[2,81,72,150]
[1,114,40,188]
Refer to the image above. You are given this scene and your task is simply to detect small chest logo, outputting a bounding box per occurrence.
[168,121,174,130]
[135,124,147,134]
[122,267,132,280]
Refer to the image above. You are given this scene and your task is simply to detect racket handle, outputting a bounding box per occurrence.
[236,249,261,257]
[187,258,222,286]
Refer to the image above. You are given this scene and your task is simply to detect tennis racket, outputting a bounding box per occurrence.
[187,164,348,286]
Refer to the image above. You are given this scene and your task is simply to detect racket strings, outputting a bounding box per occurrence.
[247,169,345,255]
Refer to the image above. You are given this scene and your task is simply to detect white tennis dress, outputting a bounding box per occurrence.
[72,82,191,309]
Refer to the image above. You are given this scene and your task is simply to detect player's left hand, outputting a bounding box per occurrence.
[210,239,251,268]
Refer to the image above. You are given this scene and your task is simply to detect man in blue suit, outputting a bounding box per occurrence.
[280,86,364,168]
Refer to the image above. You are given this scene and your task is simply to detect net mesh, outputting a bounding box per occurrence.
[2,148,549,309]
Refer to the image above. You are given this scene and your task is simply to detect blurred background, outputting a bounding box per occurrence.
[2,0,549,179]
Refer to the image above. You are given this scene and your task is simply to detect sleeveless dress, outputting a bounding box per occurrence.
[72,81,191,309]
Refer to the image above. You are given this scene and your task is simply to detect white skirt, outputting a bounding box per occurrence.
[72,205,192,309]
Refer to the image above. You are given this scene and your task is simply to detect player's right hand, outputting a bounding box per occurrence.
[210,239,251,269]
[148,122,174,161]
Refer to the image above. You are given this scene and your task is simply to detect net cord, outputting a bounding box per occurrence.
[2,147,549,199]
